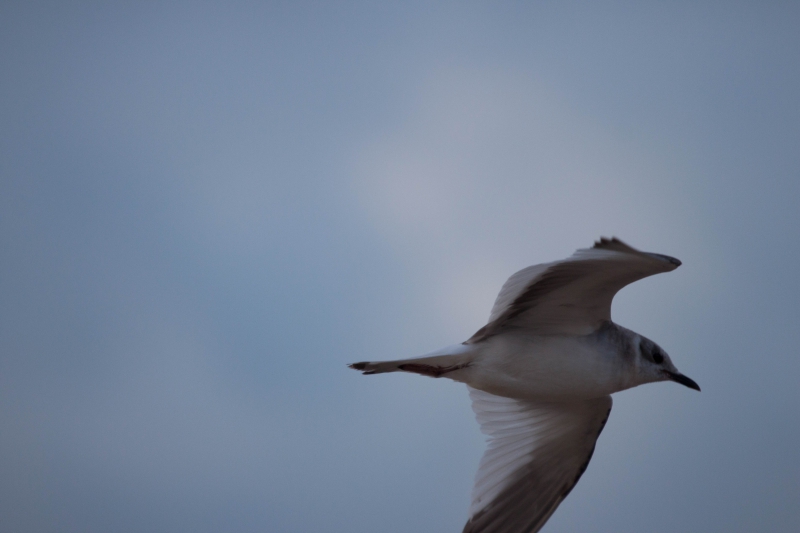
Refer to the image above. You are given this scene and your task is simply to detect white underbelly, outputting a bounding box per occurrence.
[461,333,627,400]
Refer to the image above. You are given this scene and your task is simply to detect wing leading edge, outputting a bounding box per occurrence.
[467,237,680,341]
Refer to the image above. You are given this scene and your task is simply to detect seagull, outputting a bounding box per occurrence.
[349,238,699,533]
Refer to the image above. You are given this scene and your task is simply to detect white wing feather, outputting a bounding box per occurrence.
[464,387,612,533]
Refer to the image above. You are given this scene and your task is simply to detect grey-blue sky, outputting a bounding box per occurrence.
[1,2,798,532]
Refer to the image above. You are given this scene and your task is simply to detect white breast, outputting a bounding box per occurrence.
[464,332,632,400]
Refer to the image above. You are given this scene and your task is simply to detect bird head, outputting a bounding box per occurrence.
[636,335,700,391]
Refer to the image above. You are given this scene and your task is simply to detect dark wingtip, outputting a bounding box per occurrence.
[593,236,623,248]
[348,362,368,370]
[650,253,682,267]
[595,237,682,268]
[592,236,636,253]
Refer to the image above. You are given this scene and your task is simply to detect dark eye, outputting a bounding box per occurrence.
[653,352,664,364]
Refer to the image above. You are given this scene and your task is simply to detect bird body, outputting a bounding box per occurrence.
[350,238,699,533]
[463,324,639,400]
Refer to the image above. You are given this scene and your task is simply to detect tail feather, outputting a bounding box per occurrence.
[348,344,474,378]
[348,360,406,375]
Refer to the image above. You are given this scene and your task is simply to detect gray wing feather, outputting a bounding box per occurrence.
[467,237,680,341]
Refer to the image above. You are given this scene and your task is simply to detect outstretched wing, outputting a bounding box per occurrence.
[467,237,680,341]
[464,387,612,533]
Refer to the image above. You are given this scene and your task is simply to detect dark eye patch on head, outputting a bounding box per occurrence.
[640,340,664,364]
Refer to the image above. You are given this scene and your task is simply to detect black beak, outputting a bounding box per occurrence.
[666,371,701,391]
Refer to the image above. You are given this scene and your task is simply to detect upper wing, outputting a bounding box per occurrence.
[467,237,680,341]
[463,387,612,533]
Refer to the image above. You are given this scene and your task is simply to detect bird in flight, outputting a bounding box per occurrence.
[350,237,699,533]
